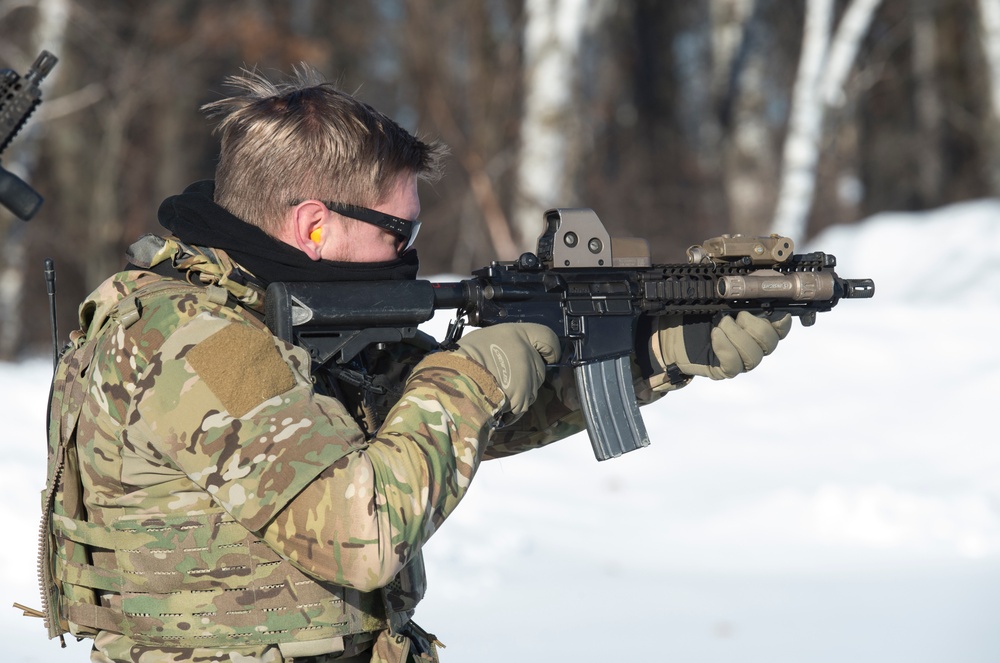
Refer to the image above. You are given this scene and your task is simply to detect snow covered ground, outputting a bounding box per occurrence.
[3,200,999,662]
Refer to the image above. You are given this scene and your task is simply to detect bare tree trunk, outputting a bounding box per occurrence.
[976,0,1000,191]
[978,0,1000,118]
[0,219,29,359]
[712,0,784,237]
[770,0,882,241]
[86,51,143,288]
[400,0,522,264]
[0,0,69,360]
[769,0,832,242]
[513,0,612,249]
[710,0,756,95]
[912,0,942,205]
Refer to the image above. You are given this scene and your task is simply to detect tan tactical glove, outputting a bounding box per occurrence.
[454,323,561,416]
[647,311,791,391]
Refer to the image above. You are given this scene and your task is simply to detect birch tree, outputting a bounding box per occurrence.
[769,0,882,241]
[513,0,612,250]
[711,0,784,236]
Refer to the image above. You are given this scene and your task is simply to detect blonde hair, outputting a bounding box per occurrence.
[201,66,445,234]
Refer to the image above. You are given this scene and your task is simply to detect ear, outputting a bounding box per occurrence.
[287,200,327,261]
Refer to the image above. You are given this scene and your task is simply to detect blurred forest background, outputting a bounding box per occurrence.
[2,0,1000,359]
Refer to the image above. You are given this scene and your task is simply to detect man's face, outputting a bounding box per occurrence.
[322,172,420,263]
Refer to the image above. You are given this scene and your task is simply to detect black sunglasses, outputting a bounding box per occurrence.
[323,201,421,251]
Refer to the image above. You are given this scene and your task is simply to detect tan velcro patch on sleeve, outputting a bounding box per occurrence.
[186,323,296,418]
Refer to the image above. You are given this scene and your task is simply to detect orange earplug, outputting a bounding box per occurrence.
[310,228,322,244]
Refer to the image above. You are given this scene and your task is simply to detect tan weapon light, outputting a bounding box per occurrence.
[717,270,836,301]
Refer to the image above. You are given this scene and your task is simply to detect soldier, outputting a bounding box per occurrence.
[40,66,789,663]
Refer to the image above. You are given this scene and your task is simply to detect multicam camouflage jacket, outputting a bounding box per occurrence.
[39,234,593,663]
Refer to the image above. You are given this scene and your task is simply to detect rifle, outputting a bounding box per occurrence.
[0,50,57,221]
[0,50,60,365]
[265,208,874,461]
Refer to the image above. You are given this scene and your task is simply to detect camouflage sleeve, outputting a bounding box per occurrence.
[262,351,505,591]
[482,366,585,458]
[129,312,368,532]
[133,305,506,591]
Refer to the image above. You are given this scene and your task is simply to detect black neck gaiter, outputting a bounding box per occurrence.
[156,180,420,285]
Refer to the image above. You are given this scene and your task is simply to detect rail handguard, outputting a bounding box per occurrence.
[266,208,874,461]
[0,50,57,220]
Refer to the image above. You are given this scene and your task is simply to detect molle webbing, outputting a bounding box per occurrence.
[42,279,227,639]
[51,511,388,648]
[41,276,393,649]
